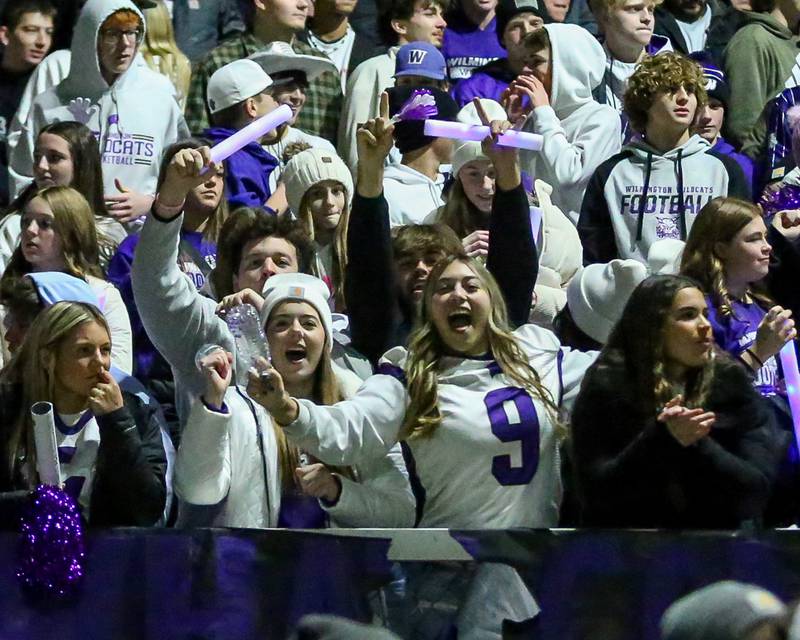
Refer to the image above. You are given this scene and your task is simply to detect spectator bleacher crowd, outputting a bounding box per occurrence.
[2,0,800,635]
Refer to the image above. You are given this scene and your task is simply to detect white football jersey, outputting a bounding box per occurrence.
[55,411,100,518]
[286,324,596,529]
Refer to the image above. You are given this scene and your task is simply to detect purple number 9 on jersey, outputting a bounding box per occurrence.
[484,387,540,486]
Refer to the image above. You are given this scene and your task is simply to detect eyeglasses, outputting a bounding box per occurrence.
[100,29,142,45]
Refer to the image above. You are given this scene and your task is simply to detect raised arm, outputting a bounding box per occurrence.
[345,92,402,365]
[131,147,233,401]
[246,359,407,467]
[471,98,539,328]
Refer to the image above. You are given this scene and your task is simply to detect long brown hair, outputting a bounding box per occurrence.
[681,197,774,317]
[155,139,229,243]
[3,186,104,283]
[297,187,350,311]
[402,254,559,439]
[602,275,715,415]
[3,121,109,221]
[0,302,109,488]
[434,177,489,239]
[264,301,351,486]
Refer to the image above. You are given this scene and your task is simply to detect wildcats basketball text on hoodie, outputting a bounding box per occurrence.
[10,0,186,210]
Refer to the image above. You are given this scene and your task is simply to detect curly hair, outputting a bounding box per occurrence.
[623,52,707,134]
[680,197,774,318]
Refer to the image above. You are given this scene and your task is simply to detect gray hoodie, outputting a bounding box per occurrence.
[10,0,187,204]
[521,24,622,224]
[578,134,749,264]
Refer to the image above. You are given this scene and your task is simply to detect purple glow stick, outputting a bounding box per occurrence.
[208,104,293,165]
[780,340,800,451]
[424,119,544,151]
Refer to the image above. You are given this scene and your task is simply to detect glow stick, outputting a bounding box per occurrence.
[529,206,543,247]
[423,120,544,151]
[780,341,800,450]
[31,401,62,487]
[208,104,293,165]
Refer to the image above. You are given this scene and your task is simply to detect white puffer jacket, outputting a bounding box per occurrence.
[174,366,416,528]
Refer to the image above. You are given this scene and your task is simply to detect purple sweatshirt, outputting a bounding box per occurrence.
[451,58,515,107]
[712,137,756,200]
[442,10,506,84]
[707,296,781,397]
[107,230,217,380]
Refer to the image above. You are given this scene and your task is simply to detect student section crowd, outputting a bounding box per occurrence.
[1,0,800,635]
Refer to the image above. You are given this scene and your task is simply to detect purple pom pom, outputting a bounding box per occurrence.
[760,183,800,219]
[16,485,85,600]
[391,89,438,123]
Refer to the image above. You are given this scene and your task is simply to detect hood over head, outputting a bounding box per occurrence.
[60,0,145,101]
[543,24,605,118]
[26,272,102,309]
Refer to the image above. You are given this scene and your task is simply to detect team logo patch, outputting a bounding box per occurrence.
[289,286,305,297]
[407,49,427,65]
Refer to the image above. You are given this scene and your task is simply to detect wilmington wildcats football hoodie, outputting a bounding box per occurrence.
[578,134,748,265]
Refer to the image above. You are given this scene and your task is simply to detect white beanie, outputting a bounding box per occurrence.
[282,148,354,217]
[451,98,508,177]
[567,259,648,344]
[207,59,272,114]
[260,273,333,351]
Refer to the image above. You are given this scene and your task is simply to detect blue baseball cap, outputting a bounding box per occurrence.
[394,42,447,81]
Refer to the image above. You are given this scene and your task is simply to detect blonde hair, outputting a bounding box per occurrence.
[680,197,773,317]
[139,0,191,109]
[4,186,104,282]
[297,185,350,312]
[0,302,109,487]
[402,255,559,439]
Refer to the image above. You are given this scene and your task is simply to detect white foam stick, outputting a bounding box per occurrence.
[423,120,544,151]
[31,401,61,487]
[780,341,800,451]
[208,104,294,165]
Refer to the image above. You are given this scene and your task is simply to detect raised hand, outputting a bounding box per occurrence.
[356,91,395,167]
[754,305,796,362]
[246,357,299,425]
[157,146,221,217]
[507,74,550,110]
[462,229,490,258]
[215,289,265,317]
[199,349,233,409]
[472,97,521,191]
[88,369,124,416]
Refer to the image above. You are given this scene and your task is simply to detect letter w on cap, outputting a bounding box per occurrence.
[408,49,428,65]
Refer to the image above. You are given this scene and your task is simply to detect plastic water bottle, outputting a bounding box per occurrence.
[224,303,271,369]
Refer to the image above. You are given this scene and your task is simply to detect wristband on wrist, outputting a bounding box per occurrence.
[153,194,185,220]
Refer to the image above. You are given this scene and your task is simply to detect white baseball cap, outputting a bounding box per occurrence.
[249,41,337,83]
[206,59,273,114]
